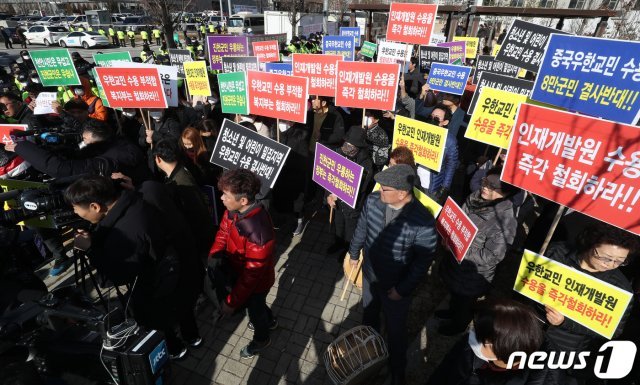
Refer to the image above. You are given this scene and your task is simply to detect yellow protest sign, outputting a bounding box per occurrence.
[465,87,527,149]
[392,115,448,173]
[374,182,442,218]
[518,68,527,78]
[514,250,633,339]
[183,61,211,96]
[453,37,479,59]
[492,44,501,56]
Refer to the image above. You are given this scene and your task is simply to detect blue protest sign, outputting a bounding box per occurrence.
[427,63,472,95]
[322,36,355,61]
[265,62,292,75]
[340,27,361,46]
[531,34,640,124]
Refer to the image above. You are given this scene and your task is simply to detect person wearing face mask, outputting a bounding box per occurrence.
[68,77,108,122]
[437,166,519,336]
[363,109,391,173]
[427,298,557,385]
[180,127,218,186]
[307,96,345,153]
[404,57,424,99]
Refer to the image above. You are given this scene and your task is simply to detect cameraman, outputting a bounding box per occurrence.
[0,92,33,124]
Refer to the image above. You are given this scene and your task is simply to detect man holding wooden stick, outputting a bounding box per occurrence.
[348,164,438,385]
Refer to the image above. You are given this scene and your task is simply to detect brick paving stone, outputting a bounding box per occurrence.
[254,356,278,374]
[185,373,213,385]
[320,304,335,322]
[274,352,293,376]
[215,370,243,385]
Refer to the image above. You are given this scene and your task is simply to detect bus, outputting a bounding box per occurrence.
[228,13,264,35]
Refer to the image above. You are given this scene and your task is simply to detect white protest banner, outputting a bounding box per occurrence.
[33,92,58,115]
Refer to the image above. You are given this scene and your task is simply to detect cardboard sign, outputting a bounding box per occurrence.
[207,35,249,71]
[247,71,309,124]
[168,49,192,78]
[468,72,534,115]
[453,37,479,59]
[0,124,27,145]
[340,27,361,46]
[221,56,259,73]
[514,250,633,339]
[386,2,438,46]
[360,41,377,59]
[33,92,57,115]
[473,55,520,84]
[427,63,472,95]
[93,52,132,67]
[312,143,364,209]
[292,54,341,97]
[335,61,400,111]
[531,34,640,125]
[465,87,527,149]
[322,36,356,61]
[502,103,640,235]
[95,67,167,109]
[183,61,211,97]
[217,72,248,115]
[252,40,280,63]
[265,62,292,75]
[377,41,413,65]
[496,19,568,73]
[437,41,465,64]
[210,119,291,189]
[392,115,448,172]
[419,46,450,72]
[436,197,478,263]
[29,49,80,87]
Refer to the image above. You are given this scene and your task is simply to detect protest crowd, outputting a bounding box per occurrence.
[1,3,640,385]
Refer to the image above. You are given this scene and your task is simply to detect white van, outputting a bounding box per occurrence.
[228,13,264,35]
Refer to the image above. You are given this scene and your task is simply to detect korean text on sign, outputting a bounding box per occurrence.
[93,52,132,68]
[377,41,413,65]
[218,72,249,115]
[265,63,292,76]
[465,87,527,149]
[436,197,478,263]
[427,63,472,95]
[473,55,520,84]
[420,46,450,72]
[168,49,192,78]
[514,250,633,339]
[468,72,534,115]
[312,143,364,209]
[95,67,167,109]
[386,2,438,46]
[292,54,341,97]
[392,115,448,172]
[0,124,27,146]
[29,49,80,87]
[207,35,249,71]
[221,56,259,73]
[531,34,640,124]
[335,61,400,111]
[322,36,356,61]
[502,103,640,236]
[252,40,280,63]
[247,71,309,124]
[453,37,479,59]
[360,41,377,59]
[437,41,465,64]
[183,61,211,97]
[340,27,361,46]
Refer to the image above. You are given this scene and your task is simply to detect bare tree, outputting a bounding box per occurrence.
[276,0,305,36]
[140,0,194,49]
[610,0,640,40]
[330,0,351,28]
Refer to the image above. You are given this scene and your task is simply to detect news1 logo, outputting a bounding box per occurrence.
[507,341,637,379]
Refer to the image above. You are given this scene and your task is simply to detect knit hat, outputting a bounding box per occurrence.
[374,164,415,191]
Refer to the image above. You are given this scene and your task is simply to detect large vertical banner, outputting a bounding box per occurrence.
[29,49,80,87]
[312,143,364,209]
[386,2,438,45]
[335,61,400,111]
[502,103,640,236]
[206,35,249,71]
[247,71,309,124]
[292,54,341,97]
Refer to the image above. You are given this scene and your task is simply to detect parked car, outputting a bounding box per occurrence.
[34,16,65,26]
[24,25,68,46]
[58,31,109,48]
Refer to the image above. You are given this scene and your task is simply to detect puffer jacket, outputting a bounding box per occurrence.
[349,191,438,297]
[428,133,459,194]
[440,191,517,297]
[208,203,276,308]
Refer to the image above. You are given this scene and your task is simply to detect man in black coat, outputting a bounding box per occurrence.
[0,92,33,124]
[306,96,345,153]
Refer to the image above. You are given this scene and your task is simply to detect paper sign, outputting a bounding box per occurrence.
[312,143,364,209]
[436,197,478,263]
[335,61,400,111]
[377,41,413,65]
[473,55,520,84]
[340,27,361,46]
[33,92,57,115]
[430,34,446,45]
[94,66,167,109]
[465,87,527,149]
[322,36,356,61]
[207,35,249,71]
[0,124,27,145]
[183,61,211,97]
[29,49,80,87]
[502,103,640,235]
[217,72,248,115]
[93,52,132,67]
[210,119,291,189]
[292,54,341,97]
[265,62,292,75]
[252,40,280,63]
[392,115,448,172]
[427,63,472,95]
[437,41,465,64]
[221,56,259,73]
[386,2,438,46]
[419,46,450,72]
[531,34,640,124]
[168,49,192,78]
[468,72,534,115]
[514,250,633,339]
[453,37,479,59]
[492,44,501,56]
[360,41,377,59]
[247,71,309,124]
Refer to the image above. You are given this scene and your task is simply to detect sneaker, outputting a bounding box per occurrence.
[239,338,271,359]
[248,318,278,331]
[187,337,203,348]
[169,347,188,360]
[49,258,73,277]
[292,219,310,236]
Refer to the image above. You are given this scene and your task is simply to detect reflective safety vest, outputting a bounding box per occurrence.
[153,29,161,38]
[158,48,168,56]
[77,27,84,32]
[140,30,148,40]
[127,30,135,39]
[200,25,206,33]
[108,28,115,36]
[69,27,75,32]
[208,24,214,33]
[98,28,105,35]
[117,30,125,40]
[87,27,93,32]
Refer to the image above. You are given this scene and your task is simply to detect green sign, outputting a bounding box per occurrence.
[29,49,80,87]
[452,58,464,66]
[217,72,248,115]
[90,68,109,108]
[93,52,132,67]
[361,41,377,59]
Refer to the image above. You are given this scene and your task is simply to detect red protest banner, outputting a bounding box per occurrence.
[502,103,640,236]
[335,61,400,111]
[94,67,167,109]
[0,124,27,146]
[387,2,438,46]
[292,54,341,97]
[247,70,309,124]
[436,197,478,263]
[252,40,280,63]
